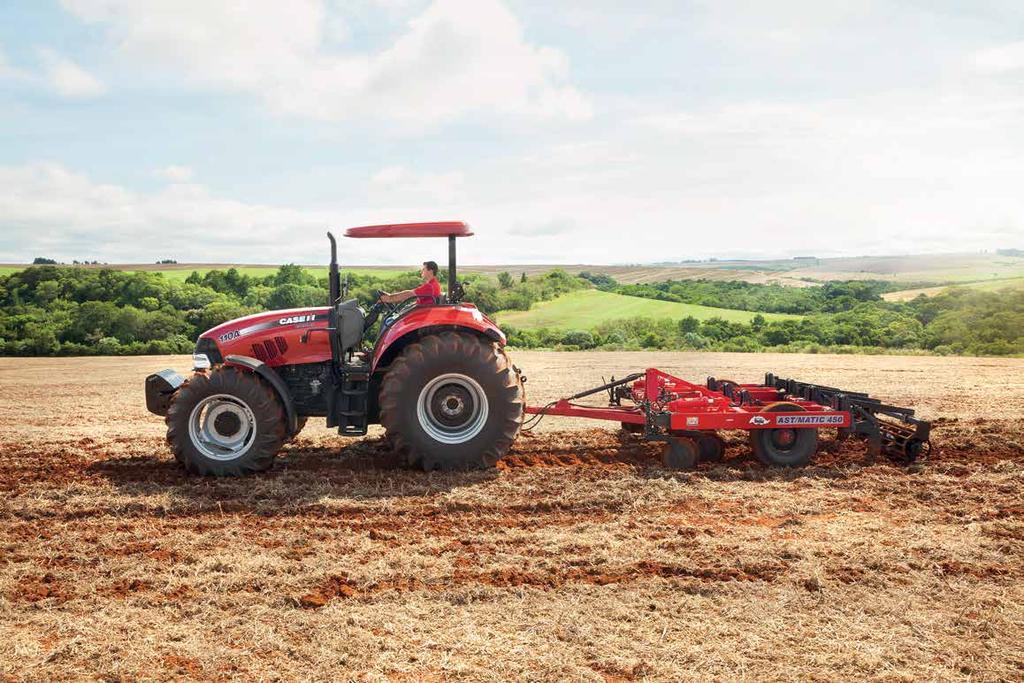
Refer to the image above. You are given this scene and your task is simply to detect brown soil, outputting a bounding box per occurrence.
[1,353,1023,680]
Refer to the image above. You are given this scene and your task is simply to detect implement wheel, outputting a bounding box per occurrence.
[663,437,698,470]
[379,332,523,471]
[697,434,725,462]
[749,403,818,467]
[165,367,286,476]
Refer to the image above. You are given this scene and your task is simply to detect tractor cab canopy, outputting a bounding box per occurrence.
[344,221,473,239]
[344,221,471,304]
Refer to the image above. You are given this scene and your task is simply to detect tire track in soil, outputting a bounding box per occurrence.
[5,425,1019,493]
[293,559,791,608]
[291,554,1024,609]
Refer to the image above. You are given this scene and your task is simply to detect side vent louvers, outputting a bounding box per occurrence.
[249,337,287,362]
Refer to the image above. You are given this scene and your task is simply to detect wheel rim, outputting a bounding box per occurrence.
[188,393,257,461]
[771,429,798,449]
[416,373,489,444]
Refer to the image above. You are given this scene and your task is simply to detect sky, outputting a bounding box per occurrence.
[1,0,1023,266]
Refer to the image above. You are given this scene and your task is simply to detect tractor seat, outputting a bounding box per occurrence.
[334,299,365,353]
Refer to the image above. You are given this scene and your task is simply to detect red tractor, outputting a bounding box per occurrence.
[145,221,523,476]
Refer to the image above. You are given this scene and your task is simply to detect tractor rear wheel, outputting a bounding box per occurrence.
[379,332,523,471]
[165,367,286,476]
[749,403,818,467]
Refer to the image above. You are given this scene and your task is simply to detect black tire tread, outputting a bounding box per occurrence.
[165,367,286,476]
[748,403,818,467]
[378,332,522,471]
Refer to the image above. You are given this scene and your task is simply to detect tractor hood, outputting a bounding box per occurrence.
[199,306,332,366]
[201,306,331,343]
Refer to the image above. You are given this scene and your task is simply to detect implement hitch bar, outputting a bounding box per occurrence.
[525,368,931,468]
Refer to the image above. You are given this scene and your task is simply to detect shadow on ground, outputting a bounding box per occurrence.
[84,436,505,509]
[79,428,913,514]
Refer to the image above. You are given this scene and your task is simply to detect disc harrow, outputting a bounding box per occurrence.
[524,369,931,469]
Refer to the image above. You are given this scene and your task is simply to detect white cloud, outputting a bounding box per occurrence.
[507,218,577,237]
[970,41,1024,73]
[370,165,465,204]
[153,165,194,183]
[636,102,825,136]
[60,0,590,124]
[37,48,106,98]
[0,163,332,263]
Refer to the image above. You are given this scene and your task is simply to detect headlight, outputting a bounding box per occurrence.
[193,337,223,364]
[192,353,211,370]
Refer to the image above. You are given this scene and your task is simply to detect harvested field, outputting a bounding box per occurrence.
[1,353,1023,680]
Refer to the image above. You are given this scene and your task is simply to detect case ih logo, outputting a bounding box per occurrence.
[279,315,317,325]
[776,414,845,426]
[749,415,770,426]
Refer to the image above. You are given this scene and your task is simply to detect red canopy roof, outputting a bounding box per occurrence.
[344,221,473,239]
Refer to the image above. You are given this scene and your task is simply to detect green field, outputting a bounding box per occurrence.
[496,289,799,330]
[883,276,1024,301]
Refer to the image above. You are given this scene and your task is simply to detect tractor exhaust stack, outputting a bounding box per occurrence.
[327,231,340,305]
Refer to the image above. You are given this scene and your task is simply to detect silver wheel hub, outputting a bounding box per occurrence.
[416,373,489,444]
[188,394,257,461]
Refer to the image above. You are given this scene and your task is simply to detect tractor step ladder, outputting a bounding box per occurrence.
[334,364,370,436]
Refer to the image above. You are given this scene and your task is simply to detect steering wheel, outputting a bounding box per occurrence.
[374,289,400,315]
[363,290,396,330]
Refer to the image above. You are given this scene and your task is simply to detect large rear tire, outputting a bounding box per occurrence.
[165,367,286,476]
[379,332,523,471]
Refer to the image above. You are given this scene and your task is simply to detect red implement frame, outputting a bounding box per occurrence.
[526,368,850,431]
[525,368,931,466]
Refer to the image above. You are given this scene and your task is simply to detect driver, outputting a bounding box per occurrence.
[379,261,442,307]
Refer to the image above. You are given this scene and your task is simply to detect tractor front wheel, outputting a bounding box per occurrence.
[165,367,286,476]
[379,332,523,471]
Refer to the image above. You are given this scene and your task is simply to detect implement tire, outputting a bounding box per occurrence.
[165,367,286,476]
[749,402,818,467]
[379,332,523,471]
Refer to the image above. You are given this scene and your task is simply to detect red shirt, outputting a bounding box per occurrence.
[413,278,442,305]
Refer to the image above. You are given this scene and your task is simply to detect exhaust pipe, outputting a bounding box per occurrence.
[327,231,340,305]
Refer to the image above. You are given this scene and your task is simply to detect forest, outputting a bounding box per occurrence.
[0,265,583,356]
[0,265,1021,356]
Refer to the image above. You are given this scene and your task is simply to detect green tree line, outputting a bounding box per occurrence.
[0,265,587,356]
[506,286,1024,355]
[599,276,925,314]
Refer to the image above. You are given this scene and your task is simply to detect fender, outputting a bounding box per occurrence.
[371,304,505,372]
[223,355,299,435]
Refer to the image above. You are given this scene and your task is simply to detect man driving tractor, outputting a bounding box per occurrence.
[379,261,442,306]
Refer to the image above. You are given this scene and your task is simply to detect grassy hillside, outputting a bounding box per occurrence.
[883,276,1024,301]
[788,253,1024,284]
[496,289,798,330]
[5,250,1023,286]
